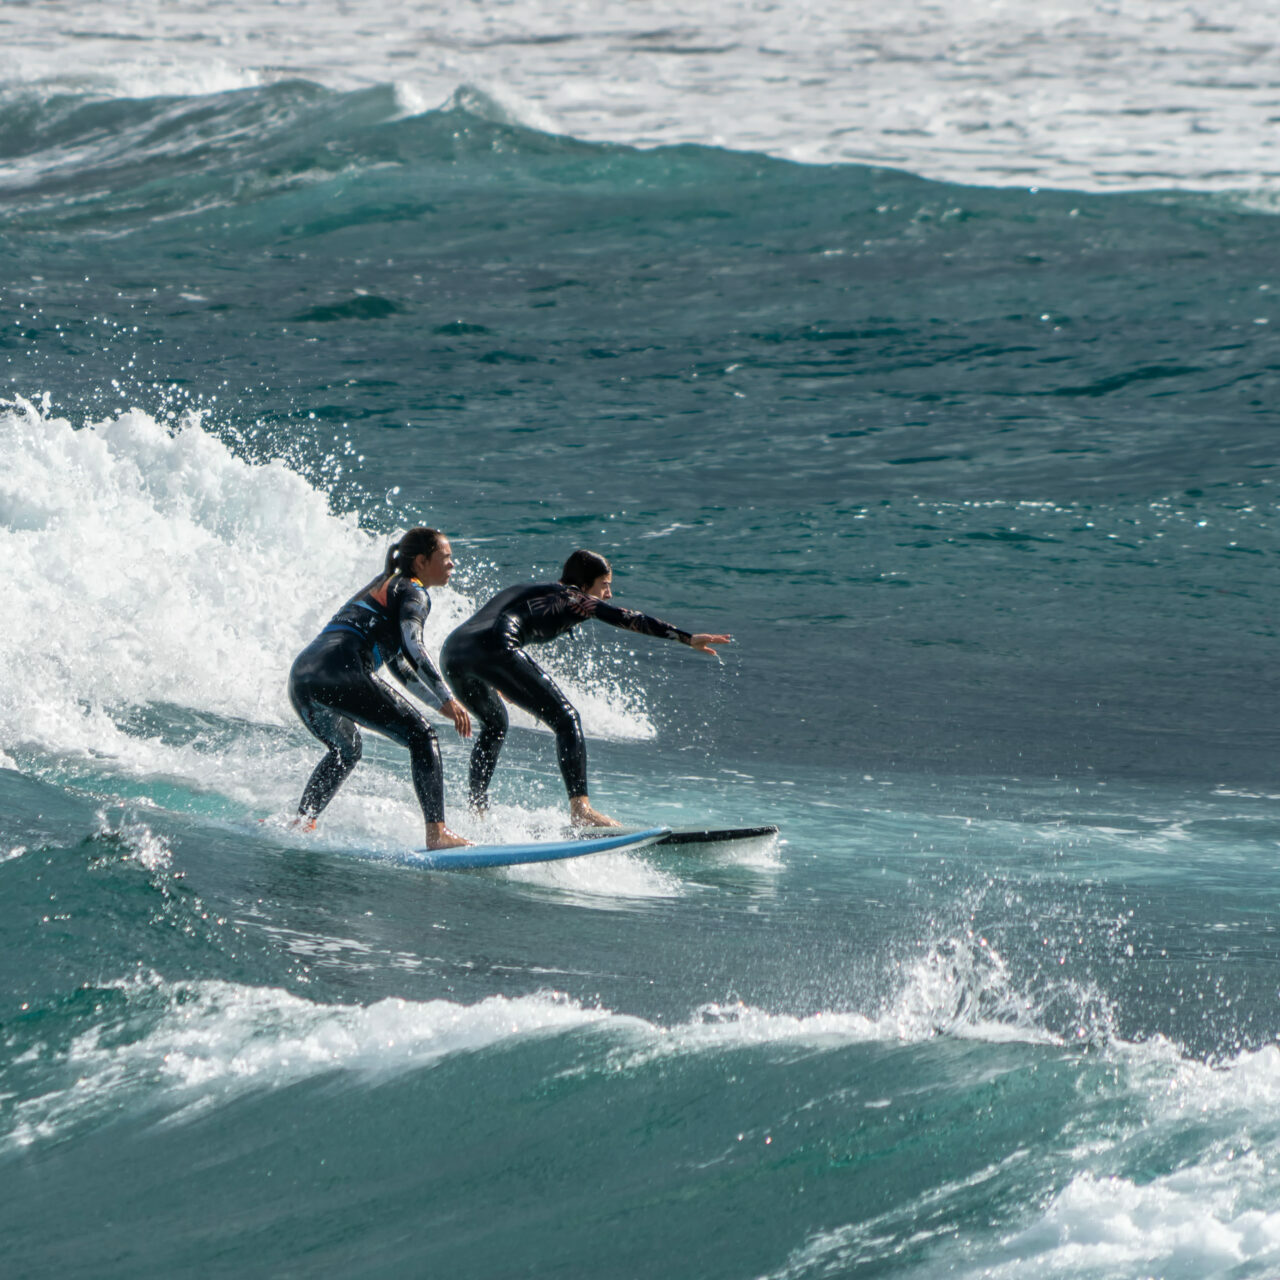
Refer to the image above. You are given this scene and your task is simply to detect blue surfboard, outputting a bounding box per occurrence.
[408,825,671,870]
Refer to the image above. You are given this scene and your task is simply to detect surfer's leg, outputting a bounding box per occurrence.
[294,661,465,846]
[482,655,619,826]
[288,639,369,821]
[482,651,589,801]
[442,660,509,810]
[290,688,363,819]
[333,680,469,850]
[338,681,448,825]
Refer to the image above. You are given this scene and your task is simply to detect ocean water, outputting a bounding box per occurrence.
[4,3,1280,1277]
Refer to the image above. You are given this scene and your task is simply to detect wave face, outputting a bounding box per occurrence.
[2,0,1279,192]
[5,30,1280,1280]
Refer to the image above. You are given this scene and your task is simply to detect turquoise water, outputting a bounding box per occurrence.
[4,78,1280,1278]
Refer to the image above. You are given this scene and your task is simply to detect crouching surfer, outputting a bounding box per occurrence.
[288,527,472,850]
[441,549,730,829]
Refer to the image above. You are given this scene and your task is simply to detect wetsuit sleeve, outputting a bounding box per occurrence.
[390,585,454,709]
[567,590,693,644]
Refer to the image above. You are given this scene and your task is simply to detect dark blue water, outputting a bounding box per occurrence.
[4,82,1280,1278]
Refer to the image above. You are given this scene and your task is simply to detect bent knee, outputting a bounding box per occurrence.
[474,704,509,739]
[549,703,582,740]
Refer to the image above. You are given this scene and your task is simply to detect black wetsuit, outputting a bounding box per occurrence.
[440,582,691,808]
[289,573,454,823]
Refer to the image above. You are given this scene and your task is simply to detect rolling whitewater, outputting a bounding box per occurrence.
[5,3,1280,1277]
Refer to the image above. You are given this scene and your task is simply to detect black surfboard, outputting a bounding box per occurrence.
[573,824,779,847]
[655,824,779,846]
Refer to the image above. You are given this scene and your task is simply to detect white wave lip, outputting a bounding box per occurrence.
[19,942,1278,1179]
[3,981,613,1151]
[0,395,365,730]
[3,937,1076,1153]
[2,0,1279,192]
[148,983,603,1089]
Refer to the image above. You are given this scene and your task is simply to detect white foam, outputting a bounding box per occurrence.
[619,1002,882,1067]
[530,643,657,744]
[1117,1039,1280,1130]
[0,53,261,106]
[498,847,682,900]
[0,395,362,725]
[983,1163,1280,1278]
[774,1148,1280,1280]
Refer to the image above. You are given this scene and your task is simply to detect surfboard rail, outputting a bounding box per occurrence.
[408,825,671,870]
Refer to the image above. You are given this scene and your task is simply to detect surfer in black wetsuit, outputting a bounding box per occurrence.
[441,549,731,828]
[288,527,473,850]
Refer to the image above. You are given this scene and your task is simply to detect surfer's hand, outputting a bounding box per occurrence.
[690,633,731,656]
[441,698,472,738]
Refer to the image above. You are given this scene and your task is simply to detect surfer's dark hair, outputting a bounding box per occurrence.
[560,549,611,590]
[385,527,444,576]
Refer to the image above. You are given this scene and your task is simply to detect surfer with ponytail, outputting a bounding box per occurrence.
[288,527,472,849]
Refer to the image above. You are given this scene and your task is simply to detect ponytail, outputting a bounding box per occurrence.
[385,526,443,577]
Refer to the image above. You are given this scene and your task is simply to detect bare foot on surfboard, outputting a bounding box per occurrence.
[425,824,473,850]
[569,798,622,828]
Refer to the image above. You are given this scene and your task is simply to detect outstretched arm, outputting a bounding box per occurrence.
[570,590,731,655]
